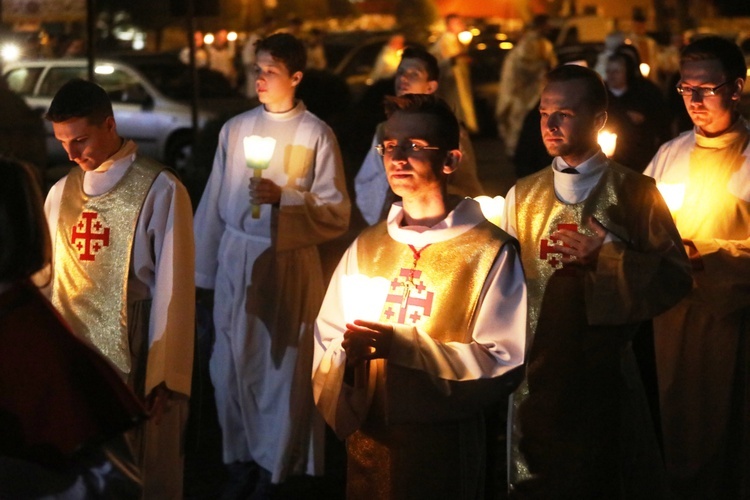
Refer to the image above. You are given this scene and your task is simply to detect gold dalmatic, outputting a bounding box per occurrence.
[347,219,511,499]
[51,159,163,376]
[509,163,647,490]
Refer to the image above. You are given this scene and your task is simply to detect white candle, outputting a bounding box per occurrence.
[656,182,685,213]
[243,135,276,218]
[598,130,618,157]
[341,274,390,324]
[243,135,276,169]
[474,195,505,228]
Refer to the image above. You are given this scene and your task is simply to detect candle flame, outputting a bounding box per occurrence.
[640,63,651,78]
[474,195,505,227]
[598,130,617,157]
[243,135,276,169]
[341,274,390,324]
[458,30,473,45]
[656,182,685,213]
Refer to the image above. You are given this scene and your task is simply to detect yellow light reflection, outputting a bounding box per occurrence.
[458,30,473,45]
[474,195,506,227]
[341,274,391,323]
[94,65,115,75]
[598,130,617,157]
[499,41,514,50]
[656,183,685,213]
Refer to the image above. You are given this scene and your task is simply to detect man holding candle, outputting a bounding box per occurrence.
[644,36,750,498]
[501,64,691,498]
[313,94,526,498]
[193,33,350,496]
[43,78,195,499]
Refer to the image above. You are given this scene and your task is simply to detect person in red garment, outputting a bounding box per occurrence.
[0,157,146,498]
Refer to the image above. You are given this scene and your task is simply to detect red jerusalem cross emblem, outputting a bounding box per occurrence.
[540,223,578,270]
[383,268,434,324]
[71,212,111,261]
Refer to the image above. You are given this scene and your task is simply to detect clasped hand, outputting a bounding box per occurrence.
[551,216,607,267]
[249,177,281,205]
[146,382,173,425]
[342,319,394,366]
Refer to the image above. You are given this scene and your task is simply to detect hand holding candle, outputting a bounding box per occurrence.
[244,135,277,218]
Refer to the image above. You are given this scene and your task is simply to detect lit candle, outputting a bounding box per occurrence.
[598,130,617,157]
[474,195,505,228]
[640,63,651,78]
[341,274,390,324]
[243,135,277,219]
[656,182,685,213]
[458,30,473,45]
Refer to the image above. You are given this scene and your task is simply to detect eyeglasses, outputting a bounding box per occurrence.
[375,142,442,156]
[675,80,731,97]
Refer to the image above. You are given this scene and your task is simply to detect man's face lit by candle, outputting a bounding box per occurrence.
[679,58,743,137]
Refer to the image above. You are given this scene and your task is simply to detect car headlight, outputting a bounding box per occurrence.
[1,43,21,63]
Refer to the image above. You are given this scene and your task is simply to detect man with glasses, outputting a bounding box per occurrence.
[502,64,691,498]
[644,36,750,498]
[313,94,526,498]
[354,45,484,226]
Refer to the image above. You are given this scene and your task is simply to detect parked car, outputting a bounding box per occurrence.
[3,52,253,173]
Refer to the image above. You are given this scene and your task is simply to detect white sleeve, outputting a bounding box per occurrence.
[500,185,518,237]
[132,171,195,397]
[312,240,368,437]
[193,123,230,289]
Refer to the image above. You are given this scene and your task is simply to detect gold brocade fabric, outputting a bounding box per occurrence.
[356,220,507,343]
[51,159,163,376]
[509,164,670,498]
[347,219,510,499]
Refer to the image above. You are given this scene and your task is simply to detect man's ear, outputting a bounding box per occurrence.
[291,71,304,87]
[443,149,462,174]
[731,77,744,101]
[594,110,607,132]
[104,115,117,133]
[426,81,438,94]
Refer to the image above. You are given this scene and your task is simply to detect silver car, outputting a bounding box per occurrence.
[3,54,249,172]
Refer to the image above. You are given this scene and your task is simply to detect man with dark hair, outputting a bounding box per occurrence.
[644,35,750,498]
[355,46,483,225]
[43,78,195,499]
[193,33,350,497]
[502,64,691,498]
[314,93,526,498]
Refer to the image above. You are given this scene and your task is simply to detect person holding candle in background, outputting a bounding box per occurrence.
[193,33,350,497]
[644,36,750,499]
[501,64,692,498]
[43,78,195,500]
[313,94,526,498]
